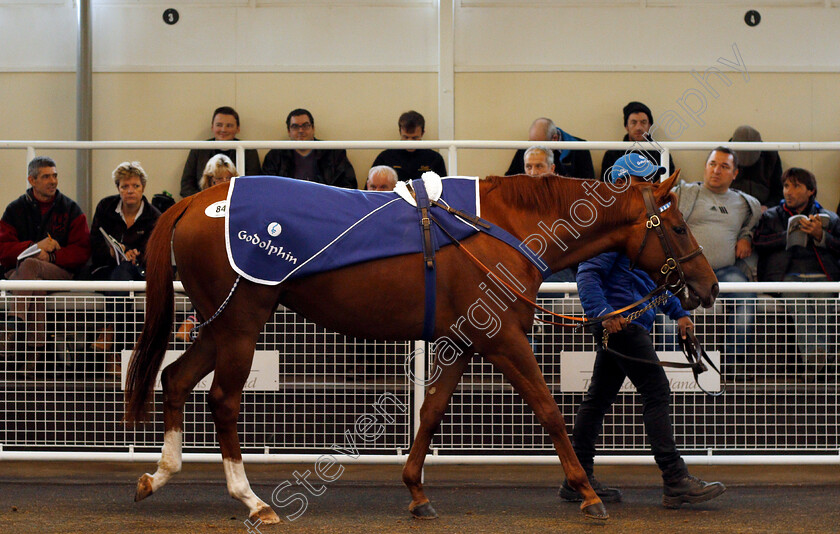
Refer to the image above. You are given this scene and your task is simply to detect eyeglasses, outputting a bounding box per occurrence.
[289,122,313,131]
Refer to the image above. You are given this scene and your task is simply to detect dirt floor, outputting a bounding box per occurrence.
[1,461,839,534]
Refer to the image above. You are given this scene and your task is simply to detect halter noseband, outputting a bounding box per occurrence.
[628,187,704,295]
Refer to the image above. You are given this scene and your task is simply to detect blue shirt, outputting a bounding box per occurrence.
[576,252,689,332]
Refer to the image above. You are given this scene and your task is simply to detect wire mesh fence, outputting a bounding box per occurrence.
[0,288,837,457]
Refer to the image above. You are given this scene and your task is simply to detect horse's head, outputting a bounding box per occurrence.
[623,170,718,310]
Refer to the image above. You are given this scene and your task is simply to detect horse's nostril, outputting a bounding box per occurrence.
[711,282,720,299]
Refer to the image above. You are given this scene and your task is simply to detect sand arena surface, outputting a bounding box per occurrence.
[1,461,839,533]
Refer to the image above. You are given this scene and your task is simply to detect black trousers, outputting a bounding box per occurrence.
[572,323,688,484]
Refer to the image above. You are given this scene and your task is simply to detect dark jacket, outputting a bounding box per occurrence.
[262,142,357,189]
[180,139,262,197]
[577,252,688,332]
[506,129,595,179]
[89,194,161,275]
[730,151,783,209]
[371,149,447,182]
[753,199,840,281]
[600,134,676,181]
[0,188,91,273]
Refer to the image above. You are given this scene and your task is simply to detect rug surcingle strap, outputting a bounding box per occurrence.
[411,179,438,341]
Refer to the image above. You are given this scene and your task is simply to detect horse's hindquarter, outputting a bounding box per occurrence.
[172,185,260,318]
[279,231,542,346]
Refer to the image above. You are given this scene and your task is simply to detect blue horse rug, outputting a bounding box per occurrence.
[224,175,481,285]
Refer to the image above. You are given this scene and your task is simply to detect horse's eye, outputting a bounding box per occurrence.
[673,226,687,235]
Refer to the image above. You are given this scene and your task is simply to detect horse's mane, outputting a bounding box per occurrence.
[482,174,635,225]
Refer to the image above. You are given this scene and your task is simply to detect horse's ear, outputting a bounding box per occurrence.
[654,169,681,202]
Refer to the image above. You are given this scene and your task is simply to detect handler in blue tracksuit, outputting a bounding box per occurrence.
[559,154,726,509]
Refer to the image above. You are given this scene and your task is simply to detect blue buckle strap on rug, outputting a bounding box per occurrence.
[411,178,438,341]
[409,177,550,340]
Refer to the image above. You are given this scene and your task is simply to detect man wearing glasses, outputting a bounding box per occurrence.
[262,108,357,189]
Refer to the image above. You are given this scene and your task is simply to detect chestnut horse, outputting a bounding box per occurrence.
[124,171,718,525]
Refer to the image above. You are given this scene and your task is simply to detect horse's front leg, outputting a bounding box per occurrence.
[485,335,608,520]
[135,336,216,501]
[403,353,472,519]
[208,332,280,525]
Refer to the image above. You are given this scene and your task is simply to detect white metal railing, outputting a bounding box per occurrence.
[5,139,840,178]
[1,282,838,465]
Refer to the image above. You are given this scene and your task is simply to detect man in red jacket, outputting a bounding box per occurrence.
[0,156,91,348]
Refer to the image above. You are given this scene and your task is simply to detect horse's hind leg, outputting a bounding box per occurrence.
[208,326,280,525]
[135,335,217,501]
[484,337,608,521]
[403,353,472,519]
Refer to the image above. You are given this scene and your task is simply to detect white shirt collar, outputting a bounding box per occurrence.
[116,198,144,223]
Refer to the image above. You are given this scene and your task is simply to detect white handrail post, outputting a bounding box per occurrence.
[448,145,457,176]
[660,147,671,182]
[413,339,427,483]
[413,340,426,441]
[236,145,246,176]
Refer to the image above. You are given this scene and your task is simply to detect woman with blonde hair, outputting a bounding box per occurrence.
[90,161,161,280]
[199,153,240,190]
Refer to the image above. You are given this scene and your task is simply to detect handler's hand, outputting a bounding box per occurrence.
[603,315,628,334]
[677,316,694,339]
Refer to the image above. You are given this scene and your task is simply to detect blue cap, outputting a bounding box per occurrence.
[609,153,667,183]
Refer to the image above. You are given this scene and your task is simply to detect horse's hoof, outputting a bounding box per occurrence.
[409,501,438,520]
[581,501,609,521]
[135,473,154,502]
[251,506,281,525]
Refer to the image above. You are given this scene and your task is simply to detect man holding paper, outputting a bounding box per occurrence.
[0,156,90,348]
[753,167,840,380]
[753,167,840,281]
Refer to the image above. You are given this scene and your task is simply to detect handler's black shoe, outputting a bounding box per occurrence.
[662,475,726,509]
[559,475,622,503]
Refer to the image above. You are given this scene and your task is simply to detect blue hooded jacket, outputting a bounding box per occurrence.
[576,251,688,332]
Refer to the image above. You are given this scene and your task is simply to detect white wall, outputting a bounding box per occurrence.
[3,2,840,73]
[456,4,840,72]
[1,1,840,211]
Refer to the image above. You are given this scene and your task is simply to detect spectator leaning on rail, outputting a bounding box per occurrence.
[753,167,840,379]
[179,105,261,198]
[0,156,91,351]
[600,101,676,181]
[675,147,761,378]
[365,165,398,191]
[728,125,783,213]
[505,117,595,179]
[560,153,726,508]
[371,110,447,182]
[262,108,357,189]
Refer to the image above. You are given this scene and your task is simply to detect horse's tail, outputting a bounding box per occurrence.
[124,195,194,423]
